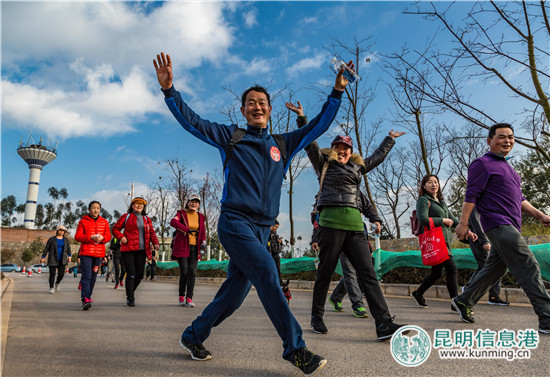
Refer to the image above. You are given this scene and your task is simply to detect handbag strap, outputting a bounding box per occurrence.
[425,217,435,231]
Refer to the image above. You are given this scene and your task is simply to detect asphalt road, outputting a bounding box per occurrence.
[2,273,549,376]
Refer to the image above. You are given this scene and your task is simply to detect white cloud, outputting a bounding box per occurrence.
[243,8,258,28]
[285,53,326,77]
[2,2,235,72]
[2,61,162,139]
[1,2,239,139]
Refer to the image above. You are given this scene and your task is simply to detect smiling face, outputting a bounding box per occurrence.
[332,143,352,164]
[488,127,515,157]
[131,202,144,213]
[187,199,200,212]
[241,90,272,128]
[423,176,440,198]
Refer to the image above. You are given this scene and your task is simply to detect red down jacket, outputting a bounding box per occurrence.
[74,215,112,258]
[112,213,159,260]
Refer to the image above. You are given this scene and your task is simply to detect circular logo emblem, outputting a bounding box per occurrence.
[390,325,431,367]
[270,146,281,162]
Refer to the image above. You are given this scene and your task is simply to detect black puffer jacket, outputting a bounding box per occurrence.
[306,136,395,209]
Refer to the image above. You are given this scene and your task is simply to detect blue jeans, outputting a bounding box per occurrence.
[181,211,306,358]
[80,255,101,301]
[459,225,550,328]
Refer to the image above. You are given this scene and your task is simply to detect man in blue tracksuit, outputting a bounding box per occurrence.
[154,52,353,375]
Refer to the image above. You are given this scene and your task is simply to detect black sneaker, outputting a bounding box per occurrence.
[538,327,550,335]
[488,296,510,306]
[451,304,457,312]
[452,297,475,323]
[310,316,328,334]
[126,297,135,307]
[284,348,327,376]
[411,291,427,308]
[179,337,212,361]
[376,318,408,341]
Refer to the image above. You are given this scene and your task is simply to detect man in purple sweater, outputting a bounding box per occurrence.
[452,123,550,334]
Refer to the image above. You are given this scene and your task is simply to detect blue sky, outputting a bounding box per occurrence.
[1,1,528,248]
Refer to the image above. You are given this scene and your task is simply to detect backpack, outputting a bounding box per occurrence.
[223,127,287,175]
[410,201,430,236]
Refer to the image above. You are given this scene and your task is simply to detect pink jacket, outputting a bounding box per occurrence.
[170,209,206,259]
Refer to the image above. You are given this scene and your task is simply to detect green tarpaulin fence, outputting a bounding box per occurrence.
[157,243,550,281]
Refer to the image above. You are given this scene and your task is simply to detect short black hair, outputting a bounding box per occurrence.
[488,123,514,138]
[88,200,101,209]
[241,85,270,107]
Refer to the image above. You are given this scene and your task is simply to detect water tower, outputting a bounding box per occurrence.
[17,136,57,229]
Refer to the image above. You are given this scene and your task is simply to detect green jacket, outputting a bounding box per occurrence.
[416,194,459,252]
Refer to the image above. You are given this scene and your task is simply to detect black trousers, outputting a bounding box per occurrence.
[177,246,198,298]
[49,264,65,288]
[312,226,391,325]
[121,250,146,299]
[416,255,458,299]
[113,253,125,284]
[271,253,283,285]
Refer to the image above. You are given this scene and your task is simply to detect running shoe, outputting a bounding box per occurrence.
[353,307,369,318]
[49,287,55,294]
[310,316,328,334]
[411,291,428,308]
[180,337,212,361]
[328,297,343,312]
[185,297,195,308]
[284,347,327,376]
[178,296,186,306]
[452,297,475,323]
[82,298,92,311]
[376,318,408,341]
[488,296,510,306]
[55,283,60,292]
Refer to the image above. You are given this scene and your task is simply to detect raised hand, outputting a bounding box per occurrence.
[153,52,173,90]
[388,129,406,139]
[334,60,355,91]
[285,101,304,117]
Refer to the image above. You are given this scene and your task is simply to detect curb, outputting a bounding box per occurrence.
[152,276,543,305]
[1,278,14,376]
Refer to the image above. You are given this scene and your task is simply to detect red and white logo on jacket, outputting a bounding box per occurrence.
[270,146,281,162]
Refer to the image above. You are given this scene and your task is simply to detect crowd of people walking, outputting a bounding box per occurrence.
[32,52,549,377]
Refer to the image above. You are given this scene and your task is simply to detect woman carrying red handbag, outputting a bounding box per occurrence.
[411,175,477,309]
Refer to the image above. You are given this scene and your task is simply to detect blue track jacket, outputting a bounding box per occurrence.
[162,85,342,226]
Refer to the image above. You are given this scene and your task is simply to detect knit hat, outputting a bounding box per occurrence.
[131,197,147,206]
[331,135,353,150]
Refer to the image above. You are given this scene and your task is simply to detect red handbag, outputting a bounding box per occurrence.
[418,218,450,266]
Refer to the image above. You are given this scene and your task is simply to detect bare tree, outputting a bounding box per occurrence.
[371,148,413,238]
[163,157,194,210]
[399,1,550,162]
[148,180,173,256]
